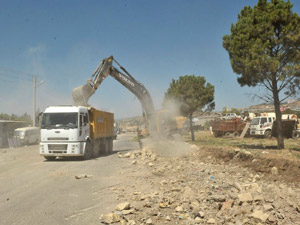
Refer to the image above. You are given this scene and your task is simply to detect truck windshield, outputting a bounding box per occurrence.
[250,118,260,125]
[14,130,25,137]
[41,113,78,129]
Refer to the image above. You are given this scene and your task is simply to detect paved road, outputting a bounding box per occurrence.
[0,134,138,225]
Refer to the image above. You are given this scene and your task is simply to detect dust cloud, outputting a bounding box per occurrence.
[142,134,192,158]
[144,98,192,158]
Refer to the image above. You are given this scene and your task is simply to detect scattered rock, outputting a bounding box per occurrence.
[75,174,92,179]
[198,211,205,218]
[116,202,130,211]
[127,220,136,225]
[238,193,253,203]
[124,152,131,158]
[100,213,120,224]
[209,194,226,202]
[175,206,183,212]
[271,167,278,175]
[207,218,216,224]
[145,218,153,224]
[250,210,269,223]
[263,204,273,211]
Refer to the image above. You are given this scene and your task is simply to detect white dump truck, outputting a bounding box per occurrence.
[39,106,115,160]
[250,113,297,138]
[250,116,274,138]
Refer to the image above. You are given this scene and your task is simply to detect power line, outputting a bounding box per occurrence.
[0,66,34,77]
[0,77,32,86]
[0,71,32,82]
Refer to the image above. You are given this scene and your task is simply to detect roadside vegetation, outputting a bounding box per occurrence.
[186,130,300,157]
[184,130,300,183]
[0,113,32,123]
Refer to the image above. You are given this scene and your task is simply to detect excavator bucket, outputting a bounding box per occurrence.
[72,82,95,106]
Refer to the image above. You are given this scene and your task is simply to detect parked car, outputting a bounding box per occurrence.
[14,127,40,145]
[221,113,240,120]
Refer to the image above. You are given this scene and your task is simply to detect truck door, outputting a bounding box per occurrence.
[79,113,89,139]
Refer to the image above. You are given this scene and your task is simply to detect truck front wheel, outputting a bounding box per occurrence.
[83,141,93,160]
[44,156,56,161]
[264,130,271,138]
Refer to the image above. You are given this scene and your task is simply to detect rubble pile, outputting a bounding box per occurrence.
[102,146,300,224]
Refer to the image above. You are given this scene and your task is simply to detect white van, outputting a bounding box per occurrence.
[14,127,40,145]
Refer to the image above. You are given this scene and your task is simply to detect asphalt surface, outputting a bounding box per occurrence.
[0,133,138,225]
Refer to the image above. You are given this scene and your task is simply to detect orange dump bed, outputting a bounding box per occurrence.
[88,108,114,139]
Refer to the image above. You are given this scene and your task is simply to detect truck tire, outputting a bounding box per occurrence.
[292,130,299,139]
[264,130,271,138]
[108,139,113,154]
[233,131,240,137]
[104,139,110,155]
[224,132,231,137]
[83,141,93,160]
[44,156,56,161]
[92,141,100,157]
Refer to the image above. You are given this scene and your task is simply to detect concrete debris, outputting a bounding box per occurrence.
[238,192,253,203]
[116,202,130,211]
[113,143,300,225]
[250,210,269,223]
[145,218,153,224]
[100,213,120,224]
[74,174,92,179]
[271,166,278,175]
[124,152,131,158]
[175,206,183,212]
[207,218,216,224]
[127,220,136,225]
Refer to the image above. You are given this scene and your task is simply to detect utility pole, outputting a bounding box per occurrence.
[33,76,44,127]
[33,76,36,127]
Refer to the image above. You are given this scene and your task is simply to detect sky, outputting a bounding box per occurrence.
[0,0,300,119]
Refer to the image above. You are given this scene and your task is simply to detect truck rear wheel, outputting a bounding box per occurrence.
[92,141,100,157]
[108,139,113,154]
[292,130,299,139]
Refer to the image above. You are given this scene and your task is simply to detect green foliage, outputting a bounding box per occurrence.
[223,0,300,149]
[164,75,215,117]
[164,75,214,141]
[0,113,32,123]
[223,0,300,93]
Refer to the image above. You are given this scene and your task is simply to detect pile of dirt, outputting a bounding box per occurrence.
[197,147,300,184]
[100,144,300,224]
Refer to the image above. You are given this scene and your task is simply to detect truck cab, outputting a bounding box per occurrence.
[39,106,90,159]
[250,116,274,138]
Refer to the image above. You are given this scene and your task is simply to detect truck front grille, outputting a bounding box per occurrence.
[48,144,68,150]
[48,137,69,141]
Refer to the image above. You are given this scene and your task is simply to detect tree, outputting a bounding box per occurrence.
[223,0,300,149]
[164,75,215,141]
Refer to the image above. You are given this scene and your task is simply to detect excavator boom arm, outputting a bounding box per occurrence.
[72,56,155,124]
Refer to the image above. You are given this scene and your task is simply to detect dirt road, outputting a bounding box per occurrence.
[0,134,141,225]
[2,132,300,225]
